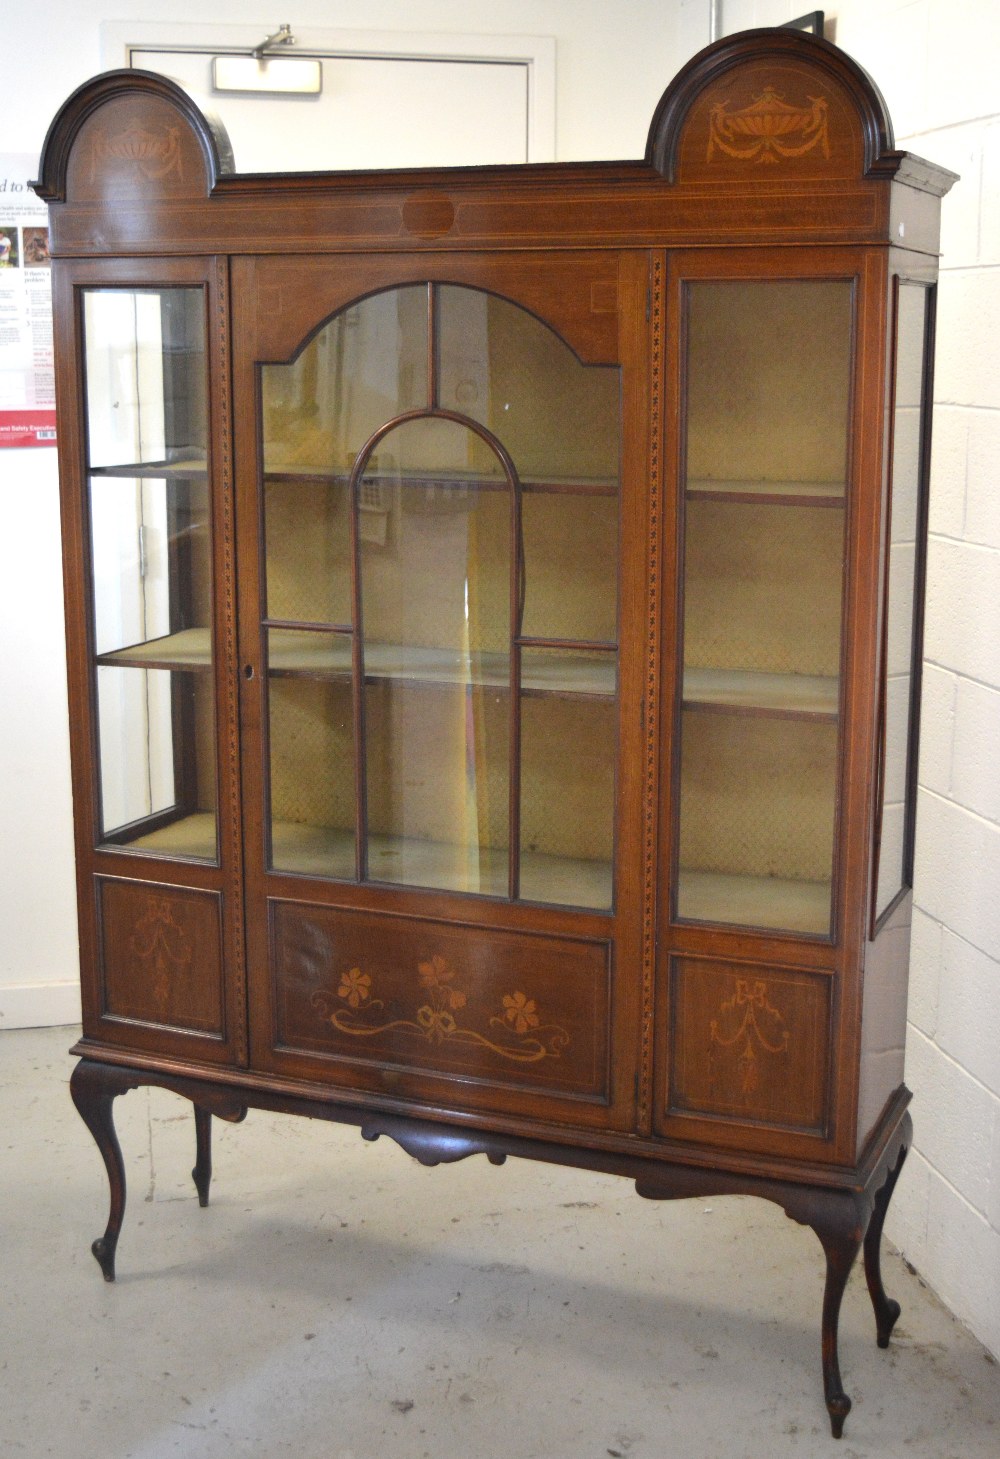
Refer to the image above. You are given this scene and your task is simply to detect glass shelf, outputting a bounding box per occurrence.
[677,869,832,936]
[686,478,844,507]
[682,668,839,721]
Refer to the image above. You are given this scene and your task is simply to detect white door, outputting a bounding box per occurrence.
[102,24,555,172]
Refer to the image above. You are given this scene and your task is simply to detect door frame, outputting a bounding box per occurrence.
[100,21,556,164]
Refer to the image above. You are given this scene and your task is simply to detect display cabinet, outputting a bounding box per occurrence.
[34,29,954,1437]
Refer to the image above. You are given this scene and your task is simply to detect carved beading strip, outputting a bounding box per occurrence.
[639,254,663,1132]
[214,257,246,1060]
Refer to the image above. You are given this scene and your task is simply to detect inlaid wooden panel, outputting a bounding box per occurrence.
[270,900,610,1099]
[65,94,213,202]
[97,877,225,1036]
[667,957,831,1133]
[671,57,869,186]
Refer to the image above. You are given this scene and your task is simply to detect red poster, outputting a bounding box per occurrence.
[0,153,56,448]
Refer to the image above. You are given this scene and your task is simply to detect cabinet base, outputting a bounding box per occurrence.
[69,1057,910,1439]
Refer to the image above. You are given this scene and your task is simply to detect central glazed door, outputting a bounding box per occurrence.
[233,252,648,1133]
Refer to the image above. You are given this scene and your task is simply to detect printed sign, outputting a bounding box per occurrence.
[0,154,56,447]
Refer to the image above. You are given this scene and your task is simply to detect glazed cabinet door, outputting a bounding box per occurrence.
[655,247,887,1161]
[54,257,246,1066]
[233,252,648,1132]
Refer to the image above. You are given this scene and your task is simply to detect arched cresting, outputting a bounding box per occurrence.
[260,280,621,909]
[645,27,896,184]
[32,68,234,205]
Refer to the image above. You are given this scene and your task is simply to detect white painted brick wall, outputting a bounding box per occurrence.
[833,0,1000,1361]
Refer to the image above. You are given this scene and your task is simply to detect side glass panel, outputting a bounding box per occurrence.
[259,282,621,909]
[83,288,217,860]
[875,282,930,922]
[676,280,853,935]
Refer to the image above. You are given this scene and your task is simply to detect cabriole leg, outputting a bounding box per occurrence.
[816,1220,863,1438]
[192,1106,212,1207]
[70,1060,136,1282]
[864,1120,911,1348]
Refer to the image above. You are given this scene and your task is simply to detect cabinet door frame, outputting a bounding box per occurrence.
[653,244,889,1164]
[231,249,649,1134]
[53,254,247,1067]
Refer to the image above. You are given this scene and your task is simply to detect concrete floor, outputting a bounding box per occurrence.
[2,1026,998,1459]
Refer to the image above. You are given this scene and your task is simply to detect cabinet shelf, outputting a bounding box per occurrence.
[89,449,207,480]
[268,631,617,697]
[130,812,612,908]
[99,628,617,698]
[264,465,618,498]
[677,869,831,935]
[97,627,213,672]
[682,668,839,721]
[686,478,844,507]
[101,632,839,717]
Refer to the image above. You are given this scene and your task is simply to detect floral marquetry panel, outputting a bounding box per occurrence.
[97,878,225,1037]
[666,958,831,1136]
[269,901,611,1106]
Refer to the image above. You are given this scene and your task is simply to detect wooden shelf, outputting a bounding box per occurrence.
[98,627,213,672]
[677,869,831,935]
[129,811,217,861]
[97,628,616,697]
[274,635,615,698]
[129,813,612,909]
[686,478,844,508]
[263,465,618,497]
[89,449,207,480]
[276,823,612,909]
[682,668,839,721]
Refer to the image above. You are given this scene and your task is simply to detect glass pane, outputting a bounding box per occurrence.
[261,285,428,479]
[91,475,211,656]
[83,287,216,861]
[438,285,620,490]
[876,283,929,920]
[677,713,837,935]
[84,290,206,470]
[361,416,511,894]
[265,477,352,626]
[521,492,618,643]
[268,629,356,877]
[96,666,217,859]
[520,648,615,910]
[676,279,852,934]
[365,679,509,894]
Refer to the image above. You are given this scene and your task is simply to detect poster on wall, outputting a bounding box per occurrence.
[0,153,56,448]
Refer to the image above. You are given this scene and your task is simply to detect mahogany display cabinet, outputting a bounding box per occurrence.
[34,28,955,1437]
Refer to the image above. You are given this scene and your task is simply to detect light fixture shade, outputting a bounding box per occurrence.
[212,56,322,95]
